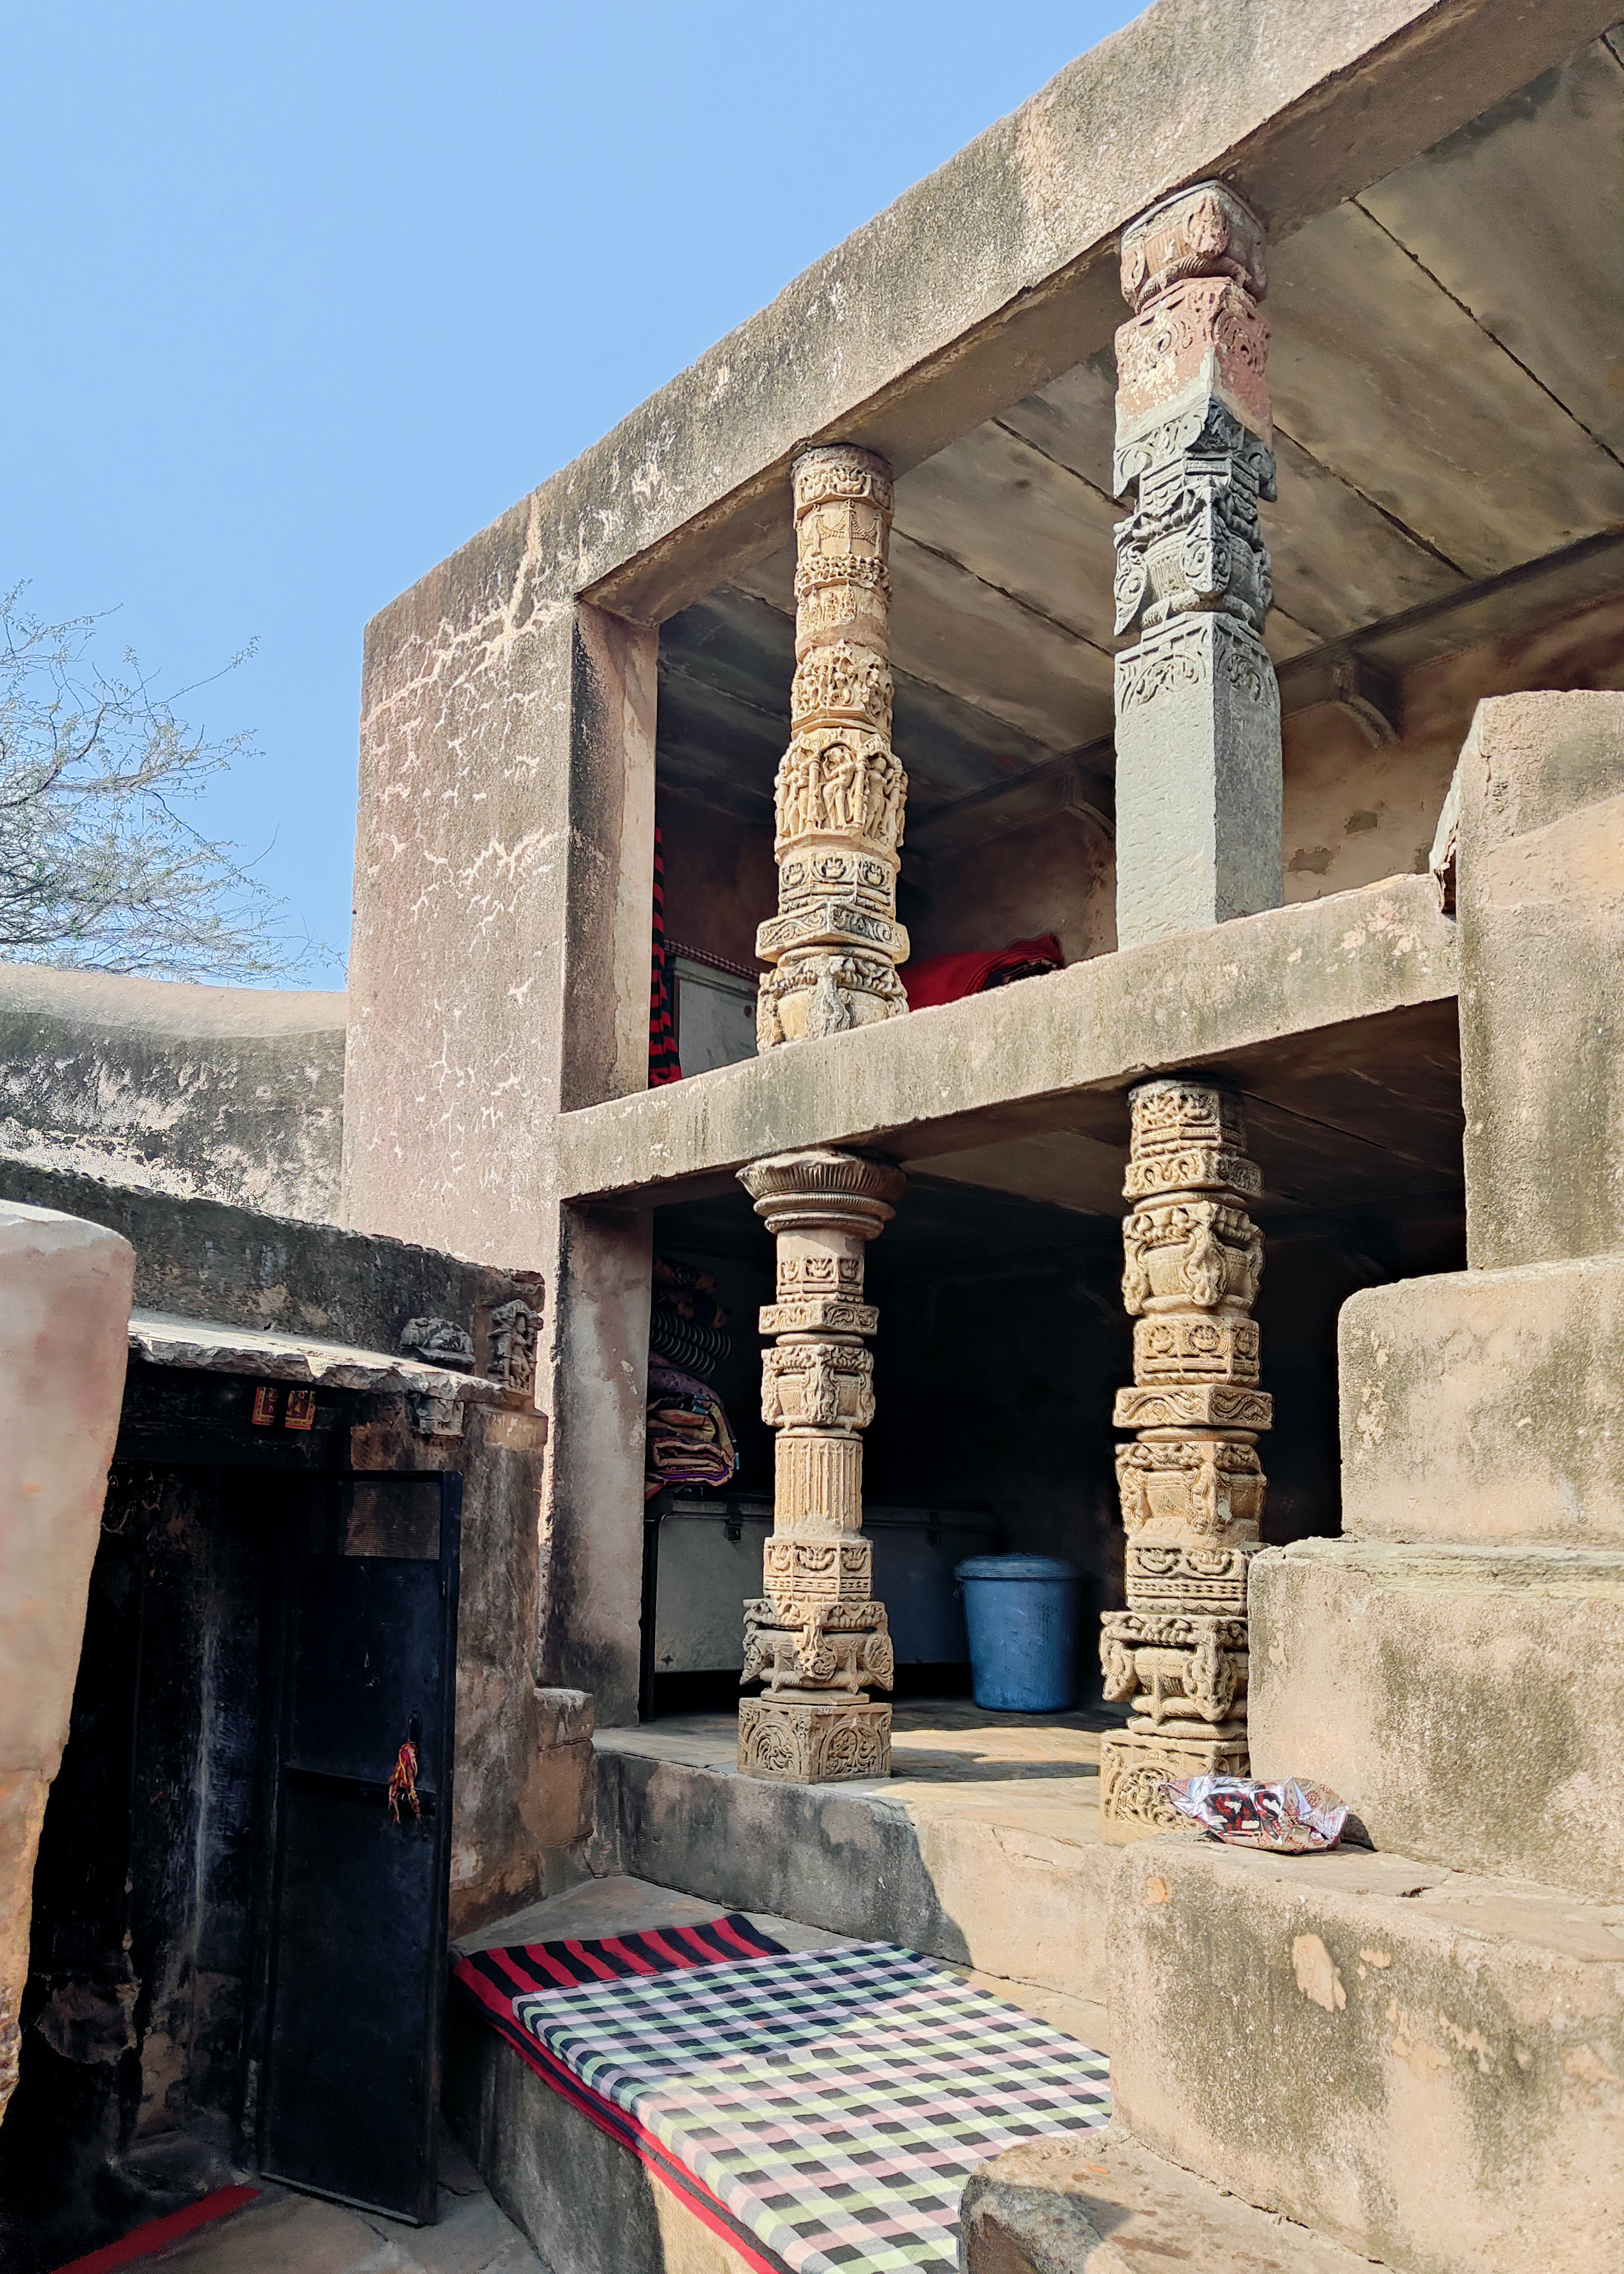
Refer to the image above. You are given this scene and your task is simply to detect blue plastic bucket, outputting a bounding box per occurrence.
[955,1554,1081,1713]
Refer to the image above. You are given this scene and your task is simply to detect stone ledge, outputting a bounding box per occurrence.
[557,876,1456,1203]
[592,1714,1114,2032]
[1107,1837,1624,2274]
[961,2124,1389,2274]
[1341,1252,1624,1546]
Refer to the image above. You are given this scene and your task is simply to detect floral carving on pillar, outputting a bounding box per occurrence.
[1098,1079,1270,1840]
[756,446,910,1049]
[736,1148,905,1782]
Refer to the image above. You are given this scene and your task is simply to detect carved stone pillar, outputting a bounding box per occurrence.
[755,446,910,1048]
[737,1149,905,1781]
[1098,1080,1270,1840]
[1112,183,1281,952]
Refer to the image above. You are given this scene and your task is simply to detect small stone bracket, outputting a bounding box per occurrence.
[1329,655,1400,749]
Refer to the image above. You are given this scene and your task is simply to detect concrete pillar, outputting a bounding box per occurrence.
[756,447,910,1047]
[1099,1080,1270,1839]
[1111,184,1282,951]
[1,1201,133,2126]
[736,1149,905,1781]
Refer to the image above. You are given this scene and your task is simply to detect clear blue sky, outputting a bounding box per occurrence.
[2,3,1138,983]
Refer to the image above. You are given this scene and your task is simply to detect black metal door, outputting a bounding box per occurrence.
[258,1471,460,2224]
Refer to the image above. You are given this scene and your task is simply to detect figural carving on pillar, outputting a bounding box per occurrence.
[1111,183,1283,952]
[756,446,910,1049]
[1099,1079,1270,1840]
[736,1148,906,1782]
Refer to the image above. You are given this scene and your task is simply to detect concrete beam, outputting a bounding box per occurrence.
[552,874,1457,1203]
[367,0,1623,655]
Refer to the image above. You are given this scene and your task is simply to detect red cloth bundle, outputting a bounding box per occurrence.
[902,934,1062,1011]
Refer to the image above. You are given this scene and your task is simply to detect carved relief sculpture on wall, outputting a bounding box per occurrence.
[1099,1078,1270,1840]
[737,1148,906,1783]
[756,446,910,1048]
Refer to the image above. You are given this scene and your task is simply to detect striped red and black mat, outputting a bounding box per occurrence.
[455,1916,786,2264]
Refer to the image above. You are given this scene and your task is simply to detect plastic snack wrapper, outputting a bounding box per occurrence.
[1163,1774,1350,1852]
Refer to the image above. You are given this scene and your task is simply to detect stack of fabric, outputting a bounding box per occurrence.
[648,1255,732,1380]
[644,1362,738,1502]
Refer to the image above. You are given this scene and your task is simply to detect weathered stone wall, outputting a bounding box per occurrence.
[657,794,775,973]
[1282,588,1624,907]
[0,964,345,1223]
[906,808,1116,967]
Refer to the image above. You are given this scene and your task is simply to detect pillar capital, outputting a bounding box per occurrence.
[739,1148,905,1240]
[1119,181,1267,313]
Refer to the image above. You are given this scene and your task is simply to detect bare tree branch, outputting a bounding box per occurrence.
[0,584,335,980]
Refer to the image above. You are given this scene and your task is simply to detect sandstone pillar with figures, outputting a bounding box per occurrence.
[756,445,910,1047]
[1099,1080,1270,1839]
[1111,183,1281,951]
[737,1149,905,1781]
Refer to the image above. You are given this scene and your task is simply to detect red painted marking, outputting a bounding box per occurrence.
[53,2185,261,2272]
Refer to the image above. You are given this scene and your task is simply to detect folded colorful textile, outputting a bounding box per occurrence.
[1164,1774,1350,1852]
[648,1305,732,1381]
[902,933,1062,1012]
[645,1361,738,1500]
[454,1920,1109,2274]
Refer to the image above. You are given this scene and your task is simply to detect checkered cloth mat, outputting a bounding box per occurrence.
[454,1917,1110,2273]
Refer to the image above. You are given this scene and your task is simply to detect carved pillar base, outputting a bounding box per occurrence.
[1114,612,1282,945]
[738,1694,892,1784]
[1100,1728,1251,1842]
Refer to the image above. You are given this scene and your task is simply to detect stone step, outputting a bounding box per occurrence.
[1338,1256,1624,1548]
[590,1703,1118,2047]
[962,2124,1391,2274]
[1108,1833,1624,2274]
[1249,1537,1624,1900]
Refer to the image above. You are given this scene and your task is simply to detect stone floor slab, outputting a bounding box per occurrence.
[92,2131,546,2274]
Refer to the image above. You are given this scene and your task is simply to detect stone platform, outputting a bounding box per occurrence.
[1110,1835,1624,2274]
[591,1701,1123,2046]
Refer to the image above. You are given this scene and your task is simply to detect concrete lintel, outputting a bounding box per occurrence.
[127,1308,515,1405]
[554,874,1456,1203]
[367,1,1620,646]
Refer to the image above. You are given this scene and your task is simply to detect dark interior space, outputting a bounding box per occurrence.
[643,1015,1467,1719]
[2,1369,456,2271]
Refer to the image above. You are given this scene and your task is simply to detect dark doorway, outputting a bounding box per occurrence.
[258,1472,460,2224]
[1,1369,461,2271]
